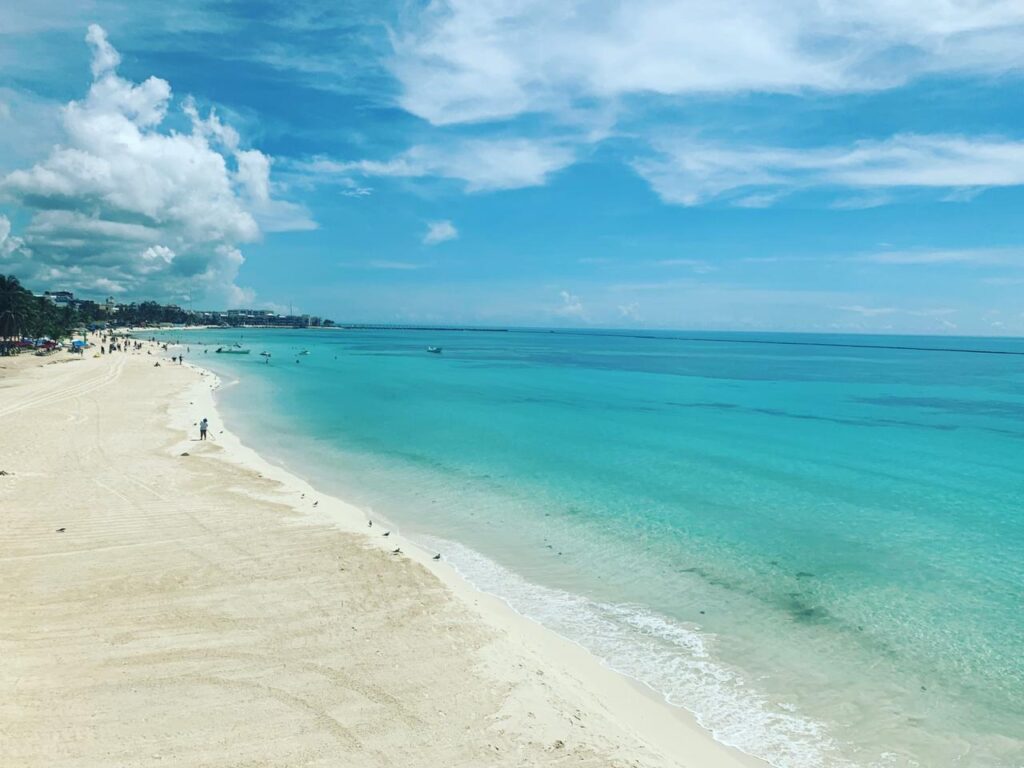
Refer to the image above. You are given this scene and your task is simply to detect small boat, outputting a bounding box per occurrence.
[298,349,310,356]
[216,346,251,354]
[426,346,442,354]
[259,351,271,357]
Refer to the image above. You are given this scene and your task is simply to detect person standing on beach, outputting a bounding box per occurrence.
[199,418,209,441]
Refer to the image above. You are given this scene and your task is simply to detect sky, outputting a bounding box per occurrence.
[1,1,1024,334]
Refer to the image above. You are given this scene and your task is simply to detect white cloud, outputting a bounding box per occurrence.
[555,289,586,319]
[618,302,642,322]
[634,135,1024,206]
[0,214,19,258]
[392,1,1024,126]
[85,23,120,78]
[0,25,313,304]
[838,305,899,317]
[302,138,574,192]
[859,247,1024,265]
[423,220,458,245]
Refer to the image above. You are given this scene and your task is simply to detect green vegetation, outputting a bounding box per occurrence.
[0,275,80,354]
[1,274,333,354]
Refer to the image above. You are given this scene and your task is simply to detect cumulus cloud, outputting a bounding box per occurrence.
[423,220,458,245]
[0,214,20,258]
[634,134,1024,206]
[302,138,574,192]
[392,0,1024,126]
[0,24,314,304]
[555,289,586,319]
[85,22,120,77]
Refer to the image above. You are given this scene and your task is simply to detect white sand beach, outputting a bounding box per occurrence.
[0,342,760,767]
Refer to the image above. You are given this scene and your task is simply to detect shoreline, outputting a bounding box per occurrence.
[181,359,765,767]
[1,343,761,767]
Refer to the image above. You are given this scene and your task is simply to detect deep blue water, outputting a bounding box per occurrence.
[159,328,1024,768]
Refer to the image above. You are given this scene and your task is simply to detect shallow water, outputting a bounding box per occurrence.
[163,328,1024,767]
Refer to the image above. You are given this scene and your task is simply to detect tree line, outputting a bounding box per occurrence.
[0,274,79,353]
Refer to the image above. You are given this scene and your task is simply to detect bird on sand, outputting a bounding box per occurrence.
[432,554,441,561]
[368,520,372,527]
[392,548,402,555]
[313,500,319,507]
[383,531,391,537]
[55,527,66,533]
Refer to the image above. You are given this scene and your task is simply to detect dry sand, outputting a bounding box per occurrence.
[0,342,760,767]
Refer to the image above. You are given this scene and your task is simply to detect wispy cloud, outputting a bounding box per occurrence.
[393,1,1024,126]
[859,247,1024,265]
[423,219,458,245]
[368,260,424,270]
[339,259,427,271]
[634,135,1024,206]
[838,305,899,317]
[301,138,575,193]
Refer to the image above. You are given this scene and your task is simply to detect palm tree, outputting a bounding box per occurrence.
[0,274,30,354]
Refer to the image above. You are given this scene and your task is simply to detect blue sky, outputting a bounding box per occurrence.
[2,1,1024,333]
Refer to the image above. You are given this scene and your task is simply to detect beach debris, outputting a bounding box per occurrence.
[432,554,441,561]
[382,531,391,537]
[55,527,66,533]
[180,452,190,457]
[392,548,402,555]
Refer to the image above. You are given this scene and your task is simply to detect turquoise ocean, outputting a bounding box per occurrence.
[159,327,1023,768]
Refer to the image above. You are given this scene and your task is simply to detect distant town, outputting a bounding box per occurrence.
[39,290,334,329]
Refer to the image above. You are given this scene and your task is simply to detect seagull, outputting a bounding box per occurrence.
[313,501,319,507]
[382,531,391,537]
[432,554,441,561]
[368,520,372,528]
[55,527,66,533]
[392,548,402,555]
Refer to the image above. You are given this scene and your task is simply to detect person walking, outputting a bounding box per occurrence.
[199,418,209,441]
